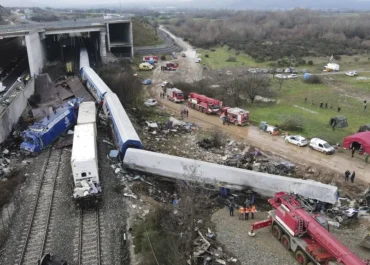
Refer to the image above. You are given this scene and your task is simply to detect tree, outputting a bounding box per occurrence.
[354,57,360,62]
[229,73,273,104]
[277,77,285,91]
[270,62,277,79]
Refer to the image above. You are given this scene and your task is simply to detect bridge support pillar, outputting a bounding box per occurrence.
[100,31,107,57]
[25,32,46,76]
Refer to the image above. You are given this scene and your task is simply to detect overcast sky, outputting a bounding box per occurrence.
[2,0,370,9]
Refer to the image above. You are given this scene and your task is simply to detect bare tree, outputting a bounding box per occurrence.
[277,77,285,91]
[270,63,277,79]
[229,74,273,104]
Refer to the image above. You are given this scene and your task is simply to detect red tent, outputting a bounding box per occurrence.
[342,131,370,153]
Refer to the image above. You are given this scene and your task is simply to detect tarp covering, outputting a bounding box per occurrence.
[329,116,348,128]
[342,131,370,153]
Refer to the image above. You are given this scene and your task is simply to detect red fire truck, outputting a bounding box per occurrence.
[166,88,184,103]
[143,56,159,63]
[187,93,222,114]
[220,107,249,126]
[162,62,179,71]
[249,192,369,265]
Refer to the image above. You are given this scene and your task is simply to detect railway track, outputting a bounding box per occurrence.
[16,148,62,265]
[77,206,102,265]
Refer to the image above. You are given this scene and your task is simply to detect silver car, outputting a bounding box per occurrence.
[285,135,308,147]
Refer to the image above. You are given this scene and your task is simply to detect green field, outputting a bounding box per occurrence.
[196,46,370,74]
[246,77,370,144]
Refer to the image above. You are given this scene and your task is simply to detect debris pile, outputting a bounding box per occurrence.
[0,149,12,177]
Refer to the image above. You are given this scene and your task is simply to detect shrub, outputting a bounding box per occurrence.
[205,54,209,58]
[28,94,41,107]
[160,55,166,60]
[226,57,237,62]
[307,60,314,65]
[354,57,360,62]
[334,55,341,60]
[303,75,322,84]
[279,115,304,131]
[210,48,216,52]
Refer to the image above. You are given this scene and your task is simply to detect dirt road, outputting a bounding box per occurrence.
[152,27,370,185]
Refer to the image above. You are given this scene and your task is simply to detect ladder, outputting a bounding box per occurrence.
[297,217,304,236]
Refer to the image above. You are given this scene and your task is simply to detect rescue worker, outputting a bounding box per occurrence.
[251,205,256,219]
[221,113,226,125]
[229,204,234,217]
[244,206,250,220]
[238,207,244,220]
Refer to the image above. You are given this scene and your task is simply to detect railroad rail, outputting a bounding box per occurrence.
[17,148,62,265]
[78,206,101,265]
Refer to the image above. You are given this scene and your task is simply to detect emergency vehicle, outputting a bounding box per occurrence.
[166,88,184,103]
[187,93,222,114]
[221,107,249,126]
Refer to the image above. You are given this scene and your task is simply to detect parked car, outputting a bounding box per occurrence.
[309,138,335,154]
[345,71,358,77]
[275,74,287,79]
[302,69,308,73]
[195,58,201,63]
[142,79,152,85]
[285,135,308,147]
[161,81,169,87]
[181,52,186,57]
[144,98,158,107]
[287,74,298,79]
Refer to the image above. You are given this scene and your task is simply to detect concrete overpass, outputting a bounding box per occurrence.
[0,18,133,76]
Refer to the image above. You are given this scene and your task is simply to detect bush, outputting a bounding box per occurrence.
[226,57,237,62]
[205,54,209,58]
[160,55,166,60]
[303,75,322,84]
[28,94,41,107]
[334,55,341,60]
[279,115,304,131]
[210,49,216,52]
[210,127,225,148]
[307,60,314,65]
[354,57,360,62]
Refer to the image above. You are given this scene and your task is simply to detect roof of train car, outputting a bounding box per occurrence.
[71,123,97,162]
[77,101,96,125]
[79,48,90,70]
[105,93,142,142]
[81,67,111,95]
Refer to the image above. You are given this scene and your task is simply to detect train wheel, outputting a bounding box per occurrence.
[272,225,282,240]
[295,250,308,265]
[280,234,290,250]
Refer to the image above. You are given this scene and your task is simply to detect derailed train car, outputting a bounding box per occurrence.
[71,102,102,204]
[102,93,143,156]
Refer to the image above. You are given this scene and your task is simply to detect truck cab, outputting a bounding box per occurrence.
[20,131,43,154]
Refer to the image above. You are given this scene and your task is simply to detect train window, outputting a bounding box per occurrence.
[81,172,87,177]
[89,172,91,175]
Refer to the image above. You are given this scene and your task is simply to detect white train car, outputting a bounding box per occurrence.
[77,101,97,133]
[79,48,90,70]
[71,123,101,202]
[80,67,111,103]
[102,93,143,155]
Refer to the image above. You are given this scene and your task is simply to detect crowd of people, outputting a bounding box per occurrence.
[229,204,257,220]
[344,170,356,183]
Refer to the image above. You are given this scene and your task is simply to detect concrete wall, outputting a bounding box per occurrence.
[0,78,35,144]
[123,149,338,204]
[25,32,46,76]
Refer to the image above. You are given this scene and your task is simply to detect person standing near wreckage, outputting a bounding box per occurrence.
[244,206,250,220]
[238,207,244,220]
[229,204,234,217]
[251,205,256,219]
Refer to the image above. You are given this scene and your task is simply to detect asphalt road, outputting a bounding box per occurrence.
[1,59,29,94]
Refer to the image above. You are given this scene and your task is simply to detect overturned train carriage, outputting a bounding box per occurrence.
[103,93,143,156]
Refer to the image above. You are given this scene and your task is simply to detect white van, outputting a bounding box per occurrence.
[309,138,335,155]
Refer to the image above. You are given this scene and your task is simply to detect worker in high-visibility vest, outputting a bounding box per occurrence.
[251,205,256,219]
[244,206,250,220]
[238,207,244,220]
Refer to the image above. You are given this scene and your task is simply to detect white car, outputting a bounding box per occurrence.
[275,74,287,79]
[285,135,308,147]
[345,71,358,77]
[161,81,169,87]
[144,99,158,107]
[287,74,297,79]
[309,138,335,155]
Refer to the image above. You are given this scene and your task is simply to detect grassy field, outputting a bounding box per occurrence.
[246,77,370,144]
[132,19,163,47]
[196,46,370,74]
